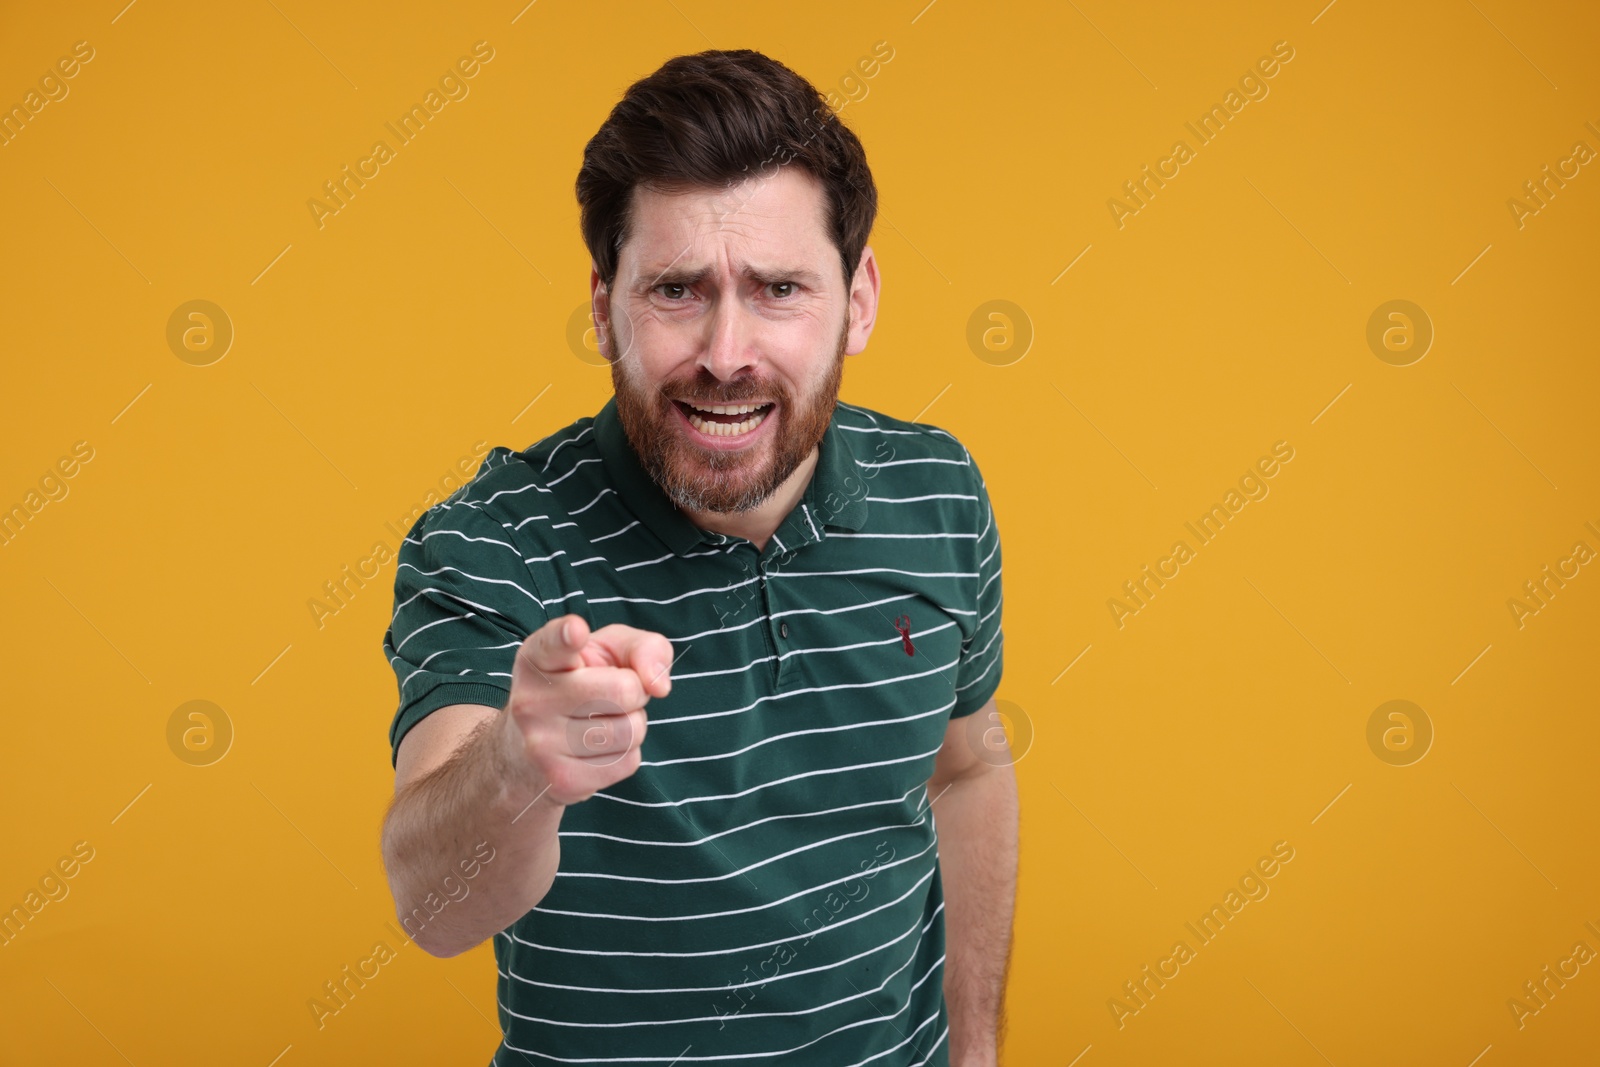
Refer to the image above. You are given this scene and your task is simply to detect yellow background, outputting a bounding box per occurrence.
[2,0,1597,1063]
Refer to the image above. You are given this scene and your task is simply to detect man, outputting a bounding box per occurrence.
[380,48,1016,1067]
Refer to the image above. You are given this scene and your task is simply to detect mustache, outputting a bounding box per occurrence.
[662,383,784,406]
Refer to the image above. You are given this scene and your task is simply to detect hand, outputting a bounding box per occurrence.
[504,613,674,807]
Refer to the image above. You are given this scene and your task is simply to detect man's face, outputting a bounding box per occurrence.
[597,166,866,515]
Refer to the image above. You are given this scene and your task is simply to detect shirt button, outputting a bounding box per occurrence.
[779,621,788,638]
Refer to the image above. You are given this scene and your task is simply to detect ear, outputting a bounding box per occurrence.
[590,264,614,362]
[844,246,880,356]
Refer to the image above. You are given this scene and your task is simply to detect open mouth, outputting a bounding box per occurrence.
[672,399,776,438]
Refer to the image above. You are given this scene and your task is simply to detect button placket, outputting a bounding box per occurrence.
[758,508,819,690]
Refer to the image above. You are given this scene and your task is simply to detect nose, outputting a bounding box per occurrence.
[699,292,757,382]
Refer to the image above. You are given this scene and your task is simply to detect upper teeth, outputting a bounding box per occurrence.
[689,403,766,414]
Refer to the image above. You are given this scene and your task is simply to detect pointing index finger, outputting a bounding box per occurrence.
[518,614,591,680]
[586,624,676,697]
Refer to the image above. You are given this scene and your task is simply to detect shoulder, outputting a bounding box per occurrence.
[832,402,999,552]
[831,402,993,548]
[832,400,977,468]
[460,418,597,511]
[406,416,598,546]
[838,398,972,457]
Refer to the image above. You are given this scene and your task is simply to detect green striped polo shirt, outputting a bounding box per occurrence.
[382,394,1004,1066]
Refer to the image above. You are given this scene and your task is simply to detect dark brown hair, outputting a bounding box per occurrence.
[576,49,877,292]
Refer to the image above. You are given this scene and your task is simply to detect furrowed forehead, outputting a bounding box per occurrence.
[633,259,829,289]
[620,169,833,282]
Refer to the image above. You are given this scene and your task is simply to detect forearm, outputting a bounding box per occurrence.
[380,707,565,957]
[934,762,1019,1065]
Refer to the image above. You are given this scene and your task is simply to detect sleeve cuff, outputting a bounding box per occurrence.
[949,666,1001,719]
[389,680,511,767]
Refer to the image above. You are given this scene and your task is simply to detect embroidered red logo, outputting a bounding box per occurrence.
[893,614,915,656]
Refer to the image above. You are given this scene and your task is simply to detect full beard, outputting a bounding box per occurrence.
[611,317,848,515]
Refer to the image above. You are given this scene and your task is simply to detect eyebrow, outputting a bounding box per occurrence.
[634,263,827,291]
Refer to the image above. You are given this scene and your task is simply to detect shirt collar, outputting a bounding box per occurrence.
[592,395,868,558]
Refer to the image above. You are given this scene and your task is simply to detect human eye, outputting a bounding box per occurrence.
[654,282,692,301]
[767,281,799,300]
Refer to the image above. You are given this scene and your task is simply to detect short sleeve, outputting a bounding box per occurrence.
[381,501,550,765]
[950,449,1003,718]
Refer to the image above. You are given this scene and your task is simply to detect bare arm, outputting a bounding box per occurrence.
[380,614,673,958]
[928,697,1020,1066]
[380,702,565,957]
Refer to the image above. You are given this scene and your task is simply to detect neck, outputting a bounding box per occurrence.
[680,445,820,552]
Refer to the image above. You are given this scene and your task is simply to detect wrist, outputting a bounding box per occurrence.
[492,705,564,823]
[949,1048,998,1067]
[948,1028,999,1067]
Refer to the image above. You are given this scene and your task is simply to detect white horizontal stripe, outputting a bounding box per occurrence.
[642,702,949,769]
[588,574,760,607]
[855,457,966,468]
[498,954,945,1059]
[497,997,943,1062]
[856,1007,944,1067]
[533,825,937,922]
[480,482,546,507]
[864,493,976,504]
[392,589,522,648]
[576,537,764,578]
[666,592,928,646]
[909,1025,951,1067]
[615,551,676,571]
[650,656,959,728]
[955,650,1000,693]
[770,566,975,580]
[495,943,931,1034]
[399,640,519,689]
[414,527,517,554]
[540,424,593,472]
[506,897,928,994]
[570,486,615,515]
[834,402,957,441]
[963,624,1002,662]
[835,423,948,437]
[590,519,640,542]
[978,566,1001,599]
[515,865,931,966]
[827,531,978,539]
[392,610,477,655]
[560,784,922,850]
[668,622,957,684]
[395,562,543,606]
[548,456,602,486]
[521,848,933,959]
[556,810,928,885]
[589,742,946,812]
[391,580,503,620]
